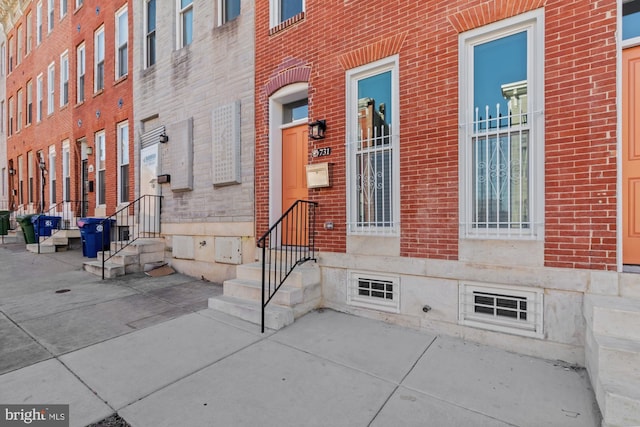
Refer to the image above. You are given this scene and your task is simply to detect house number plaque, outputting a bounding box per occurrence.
[312,147,331,158]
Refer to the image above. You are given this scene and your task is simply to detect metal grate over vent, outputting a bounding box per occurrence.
[211,101,241,186]
[348,271,400,313]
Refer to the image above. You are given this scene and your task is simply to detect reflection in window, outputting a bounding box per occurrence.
[179,0,193,47]
[283,99,307,123]
[624,0,640,41]
[280,0,302,22]
[471,31,529,230]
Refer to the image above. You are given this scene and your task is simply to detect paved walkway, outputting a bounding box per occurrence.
[0,243,601,426]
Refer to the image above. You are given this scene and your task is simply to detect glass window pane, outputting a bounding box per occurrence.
[118,12,128,45]
[280,0,302,22]
[225,0,240,22]
[623,1,640,40]
[147,0,156,32]
[183,9,193,45]
[181,0,192,8]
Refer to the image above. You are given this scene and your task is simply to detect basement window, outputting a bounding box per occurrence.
[459,282,543,338]
[347,271,400,313]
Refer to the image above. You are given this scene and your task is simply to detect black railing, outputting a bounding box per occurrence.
[0,211,10,245]
[100,194,163,280]
[35,200,85,254]
[257,200,318,333]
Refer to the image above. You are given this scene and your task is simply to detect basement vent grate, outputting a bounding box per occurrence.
[459,282,543,338]
[347,271,400,313]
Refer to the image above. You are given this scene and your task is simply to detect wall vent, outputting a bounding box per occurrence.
[459,282,543,338]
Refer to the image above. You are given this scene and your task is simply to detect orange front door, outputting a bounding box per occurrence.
[623,46,640,265]
[282,124,308,245]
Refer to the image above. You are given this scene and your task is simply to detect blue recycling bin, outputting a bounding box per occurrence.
[77,218,115,258]
[31,215,62,239]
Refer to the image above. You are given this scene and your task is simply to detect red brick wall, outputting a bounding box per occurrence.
[5,0,134,217]
[255,0,618,270]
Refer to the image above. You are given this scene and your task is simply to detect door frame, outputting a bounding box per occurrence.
[268,82,308,226]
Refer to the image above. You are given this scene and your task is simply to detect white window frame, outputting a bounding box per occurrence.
[49,145,56,205]
[62,141,70,202]
[16,89,22,132]
[75,0,83,9]
[27,151,34,203]
[8,96,13,136]
[16,25,22,65]
[26,12,32,55]
[345,55,400,236]
[347,270,400,314]
[177,0,193,49]
[0,100,4,133]
[36,73,43,122]
[94,26,105,92]
[47,62,55,115]
[144,0,156,68]
[26,80,33,125]
[458,9,545,240]
[18,155,24,205]
[96,131,106,206]
[115,6,128,79]
[8,36,13,73]
[269,0,304,28]
[60,51,69,106]
[47,0,54,33]
[76,43,85,103]
[117,121,129,204]
[36,2,43,45]
[459,281,544,339]
[0,43,5,75]
[60,0,67,18]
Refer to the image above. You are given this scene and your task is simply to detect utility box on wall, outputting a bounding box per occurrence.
[214,236,242,265]
[306,162,332,189]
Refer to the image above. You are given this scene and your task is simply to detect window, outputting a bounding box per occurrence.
[347,271,400,313]
[26,81,33,125]
[459,282,544,338]
[36,74,43,122]
[76,43,85,103]
[26,12,32,54]
[270,0,303,27]
[0,101,4,133]
[8,36,13,72]
[459,10,544,239]
[27,151,34,203]
[178,0,193,48]
[96,131,105,205]
[75,0,83,8]
[16,26,22,65]
[49,146,56,204]
[62,142,70,202]
[346,56,399,235]
[60,51,69,106]
[117,121,129,204]
[94,27,104,92]
[8,96,13,136]
[0,43,5,75]
[623,0,640,41]
[115,6,128,79]
[36,1,43,44]
[218,0,240,25]
[47,62,55,114]
[16,89,22,132]
[48,0,54,33]
[60,0,67,18]
[145,0,156,68]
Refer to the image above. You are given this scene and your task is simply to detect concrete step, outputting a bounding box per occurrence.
[621,272,640,301]
[584,295,640,341]
[224,278,305,306]
[26,243,56,254]
[83,260,125,279]
[587,330,640,384]
[236,261,320,288]
[208,295,294,331]
[113,239,164,254]
[97,251,140,267]
[55,228,81,238]
[595,378,640,427]
[0,234,18,243]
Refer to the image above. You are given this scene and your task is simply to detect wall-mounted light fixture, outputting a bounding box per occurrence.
[86,146,93,155]
[308,120,326,140]
[159,133,169,143]
[157,174,171,184]
[8,168,16,175]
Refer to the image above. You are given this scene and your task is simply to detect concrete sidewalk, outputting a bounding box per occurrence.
[0,243,601,426]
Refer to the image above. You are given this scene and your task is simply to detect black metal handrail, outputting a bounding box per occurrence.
[0,211,10,245]
[257,199,318,333]
[36,200,85,254]
[100,194,163,279]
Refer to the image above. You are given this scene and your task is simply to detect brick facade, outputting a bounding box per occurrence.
[255,0,618,270]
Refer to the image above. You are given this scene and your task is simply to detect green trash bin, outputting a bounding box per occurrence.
[17,214,37,244]
[0,211,9,236]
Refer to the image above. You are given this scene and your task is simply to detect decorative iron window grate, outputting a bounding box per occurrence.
[459,282,543,338]
[347,271,400,313]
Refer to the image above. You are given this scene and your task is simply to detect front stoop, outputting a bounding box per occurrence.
[208,261,321,331]
[26,229,82,253]
[83,239,165,279]
[584,295,640,427]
